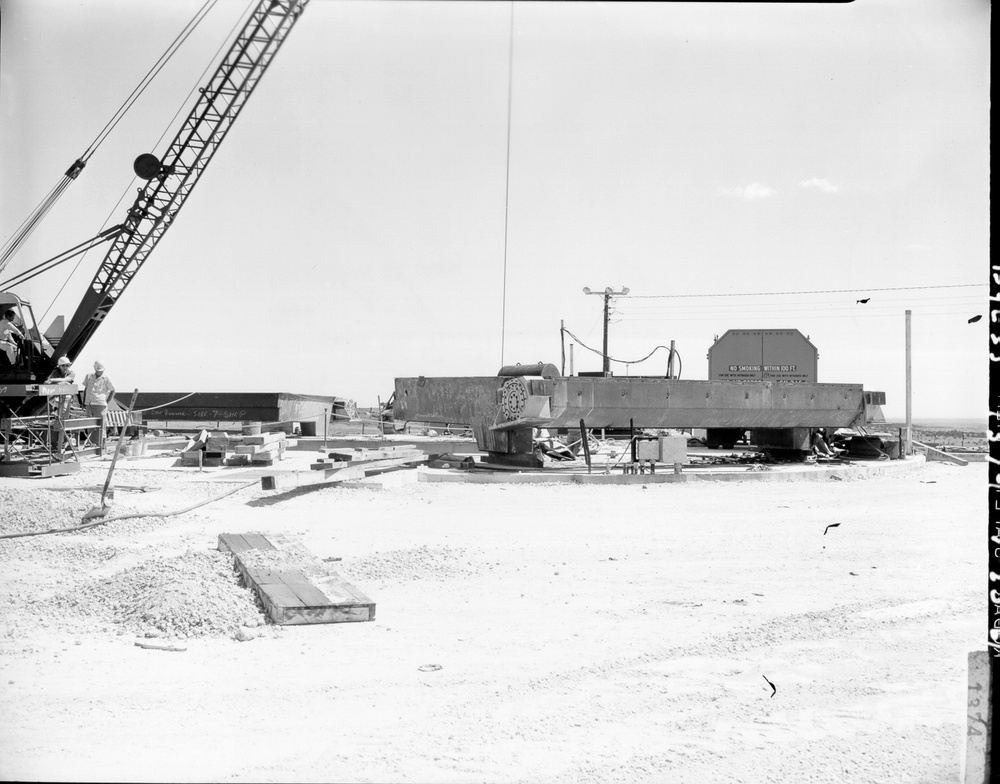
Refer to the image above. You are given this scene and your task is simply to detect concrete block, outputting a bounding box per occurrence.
[659,435,687,464]
[636,438,660,462]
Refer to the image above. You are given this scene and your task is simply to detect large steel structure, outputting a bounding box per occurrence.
[393,366,886,467]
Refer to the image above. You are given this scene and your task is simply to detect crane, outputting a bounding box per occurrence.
[0,0,310,398]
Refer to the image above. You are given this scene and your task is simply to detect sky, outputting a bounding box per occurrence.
[0,0,990,420]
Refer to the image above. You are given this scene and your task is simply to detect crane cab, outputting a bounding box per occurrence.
[0,292,55,383]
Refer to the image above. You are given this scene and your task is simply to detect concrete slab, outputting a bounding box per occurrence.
[418,455,927,485]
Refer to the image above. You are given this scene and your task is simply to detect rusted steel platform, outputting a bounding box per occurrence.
[134,392,347,425]
[219,532,375,625]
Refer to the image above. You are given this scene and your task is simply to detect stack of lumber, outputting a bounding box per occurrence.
[180,429,294,467]
[237,430,290,466]
[261,445,424,490]
[219,532,375,625]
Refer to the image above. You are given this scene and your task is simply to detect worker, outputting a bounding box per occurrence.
[83,360,116,419]
[46,356,77,420]
[47,356,76,385]
[0,308,24,366]
[811,428,836,458]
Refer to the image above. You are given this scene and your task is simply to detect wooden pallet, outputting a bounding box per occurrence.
[218,533,374,625]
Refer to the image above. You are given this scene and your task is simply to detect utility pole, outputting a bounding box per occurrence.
[560,320,565,376]
[583,286,629,376]
[905,309,912,456]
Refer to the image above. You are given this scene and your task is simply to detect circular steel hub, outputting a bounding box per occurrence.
[499,377,529,422]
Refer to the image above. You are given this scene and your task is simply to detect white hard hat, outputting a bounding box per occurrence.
[57,356,71,366]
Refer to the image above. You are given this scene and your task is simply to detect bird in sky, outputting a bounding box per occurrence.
[969,314,983,323]
[762,675,777,698]
[823,523,841,536]
[856,298,870,304]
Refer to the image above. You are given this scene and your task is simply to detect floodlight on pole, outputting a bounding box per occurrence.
[583,286,630,375]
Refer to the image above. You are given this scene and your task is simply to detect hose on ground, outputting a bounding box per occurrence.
[0,480,258,540]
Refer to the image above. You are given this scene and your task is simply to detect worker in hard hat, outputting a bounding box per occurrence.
[83,361,116,419]
[0,308,24,366]
[47,356,76,385]
[83,361,117,448]
[46,356,77,422]
[45,356,77,449]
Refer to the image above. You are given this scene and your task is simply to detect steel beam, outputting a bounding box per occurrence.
[395,375,872,431]
[548,378,867,429]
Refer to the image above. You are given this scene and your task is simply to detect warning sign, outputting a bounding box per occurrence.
[709,330,817,383]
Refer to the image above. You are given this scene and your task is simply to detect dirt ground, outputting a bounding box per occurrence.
[0,450,985,783]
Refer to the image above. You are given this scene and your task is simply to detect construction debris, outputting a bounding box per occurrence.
[134,641,187,652]
[179,428,293,468]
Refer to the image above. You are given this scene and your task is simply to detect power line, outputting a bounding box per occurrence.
[622,297,983,314]
[622,296,983,315]
[622,310,981,322]
[629,283,985,299]
[562,326,675,366]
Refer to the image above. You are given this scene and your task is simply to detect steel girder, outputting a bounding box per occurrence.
[394,375,876,434]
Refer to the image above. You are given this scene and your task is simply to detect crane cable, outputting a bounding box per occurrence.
[0,0,218,280]
[0,225,125,291]
[499,0,515,368]
[0,178,76,279]
[80,0,219,163]
[37,0,253,329]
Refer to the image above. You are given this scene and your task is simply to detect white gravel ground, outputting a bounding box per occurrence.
[0,455,986,783]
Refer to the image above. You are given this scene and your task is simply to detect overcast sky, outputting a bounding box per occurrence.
[0,0,989,419]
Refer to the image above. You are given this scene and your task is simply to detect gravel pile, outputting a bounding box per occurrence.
[239,546,319,574]
[0,487,98,536]
[337,544,485,583]
[20,549,264,638]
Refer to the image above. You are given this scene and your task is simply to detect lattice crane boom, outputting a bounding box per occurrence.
[53,0,310,375]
